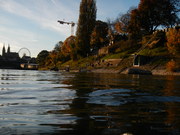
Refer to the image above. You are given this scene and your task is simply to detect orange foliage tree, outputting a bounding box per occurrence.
[61,36,76,56]
[166,59,176,72]
[166,28,180,56]
[128,0,179,36]
[114,7,133,34]
[46,51,59,68]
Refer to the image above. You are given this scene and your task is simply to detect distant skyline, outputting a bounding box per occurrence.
[0,0,140,57]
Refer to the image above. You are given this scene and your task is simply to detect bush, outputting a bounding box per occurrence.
[109,39,138,53]
[166,28,180,56]
[142,35,151,46]
[142,31,166,48]
[166,60,176,72]
[139,46,169,56]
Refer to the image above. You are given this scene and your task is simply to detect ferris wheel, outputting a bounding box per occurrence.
[18,47,31,58]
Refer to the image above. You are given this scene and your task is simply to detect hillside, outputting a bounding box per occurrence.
[55,29,179,75]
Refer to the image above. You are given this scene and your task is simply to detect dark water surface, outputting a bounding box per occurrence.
[0,69,180,135]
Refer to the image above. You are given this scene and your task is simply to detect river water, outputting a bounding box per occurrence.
[0,69,180,135]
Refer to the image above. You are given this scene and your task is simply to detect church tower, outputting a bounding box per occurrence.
[7,44,10,54]
[2,44,6,57]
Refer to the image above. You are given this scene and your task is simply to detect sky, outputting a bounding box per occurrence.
[0,0,140,57]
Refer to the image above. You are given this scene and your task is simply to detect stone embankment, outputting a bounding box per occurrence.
[60,57,180,76]
[90,68,180,75]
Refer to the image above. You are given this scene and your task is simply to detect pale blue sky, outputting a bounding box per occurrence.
[0,0,140,57]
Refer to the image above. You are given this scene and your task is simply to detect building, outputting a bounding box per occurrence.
[2,45,20,61]
[0,45,20,69]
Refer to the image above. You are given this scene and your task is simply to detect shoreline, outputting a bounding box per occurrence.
[91,68,180,76]
[64,68,180,76]
[56,54,180,76]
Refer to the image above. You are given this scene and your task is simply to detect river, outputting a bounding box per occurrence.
[0,69,180,135]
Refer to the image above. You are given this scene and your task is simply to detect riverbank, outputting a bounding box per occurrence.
[90,68,180,76]
[57,56,180,76]
[58,65,180,76]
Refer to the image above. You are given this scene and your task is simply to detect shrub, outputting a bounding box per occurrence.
[109,39,138,53]
[166,28,180,56]
[166,60,176,72]
[142,35,151,46]
[142,31,166,48]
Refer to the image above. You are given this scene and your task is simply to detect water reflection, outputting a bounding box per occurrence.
[60,73,180,135]
[163,76,180,133]
[0,70,180,135]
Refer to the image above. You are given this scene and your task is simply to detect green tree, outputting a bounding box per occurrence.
[75,0,97,57]
[36,50,49,67]
[53,41,63,53]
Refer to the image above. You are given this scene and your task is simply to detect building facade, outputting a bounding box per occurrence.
[0,45,20,69]
[1,45,20,61]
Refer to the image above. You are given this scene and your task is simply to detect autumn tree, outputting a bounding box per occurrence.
[90,20,108,49]
[75,0,97,57]
[61,36,76,56]
[166,27,180,57]
[46,51,59,68]
[128,0,179,35]
[114,7,134,34]
[127,9,142,39]
[61,36,76,60]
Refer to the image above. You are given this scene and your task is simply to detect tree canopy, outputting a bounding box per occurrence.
[128,0,179,35]
[75,0,97,57]
[114,7,134,34]
[166,27,180,56]
[36,50,49,67]
[61,36,76,56]
[90,20,108,49]
[53,41,63,53]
